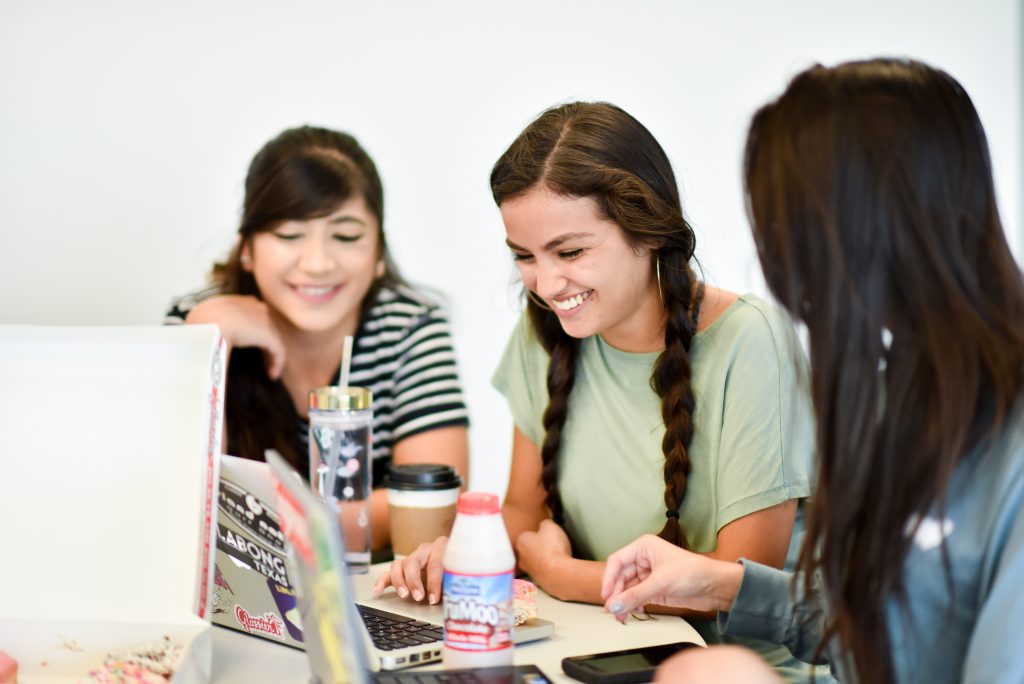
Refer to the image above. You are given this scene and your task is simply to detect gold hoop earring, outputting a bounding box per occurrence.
[655,255,664,304]
[527,290,553,312]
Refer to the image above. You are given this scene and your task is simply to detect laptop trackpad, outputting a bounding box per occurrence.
[512,618,554,644]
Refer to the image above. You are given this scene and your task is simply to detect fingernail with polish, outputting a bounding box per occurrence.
[413,590,424,602]
[609,601,625,615]
[398,587,409,599]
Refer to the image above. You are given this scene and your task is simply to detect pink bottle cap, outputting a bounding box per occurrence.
[457,492,500,515]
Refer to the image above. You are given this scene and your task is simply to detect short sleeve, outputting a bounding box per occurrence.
[714,303,814,529]
[389,304,470,442]
[491,313,547,447]
[163,284,221,325]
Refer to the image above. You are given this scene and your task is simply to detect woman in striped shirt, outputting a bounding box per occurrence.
[166,126,469,551]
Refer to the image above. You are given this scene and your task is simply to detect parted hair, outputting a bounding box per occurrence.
[490,102,703,549]
[213,126,404,472]
[744,59,1024,683]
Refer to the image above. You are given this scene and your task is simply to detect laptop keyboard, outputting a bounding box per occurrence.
[358,604,444,651]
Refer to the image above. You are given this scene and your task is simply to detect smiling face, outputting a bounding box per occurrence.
[501,186,664,351]
[242,195,382,339]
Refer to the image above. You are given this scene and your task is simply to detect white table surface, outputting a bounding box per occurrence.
[211,564,706,683]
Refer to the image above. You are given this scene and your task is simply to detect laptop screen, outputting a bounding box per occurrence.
[266,449,371,684]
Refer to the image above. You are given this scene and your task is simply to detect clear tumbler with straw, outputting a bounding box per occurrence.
[309,336,372,573]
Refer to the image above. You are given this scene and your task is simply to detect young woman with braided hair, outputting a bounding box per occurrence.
[376,102,823,680]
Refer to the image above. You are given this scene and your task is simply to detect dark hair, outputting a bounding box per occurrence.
[215,126,403,471]
[490,102,702,549]
[744,58,1024,682]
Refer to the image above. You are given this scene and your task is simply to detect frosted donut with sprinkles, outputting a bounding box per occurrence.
[87,638,183,684]
[513,578,538,625]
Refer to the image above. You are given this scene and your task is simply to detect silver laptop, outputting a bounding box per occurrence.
[212,455,303,648]
[214,453,445,668]
[215,452,552,669]
[265,450,553,683]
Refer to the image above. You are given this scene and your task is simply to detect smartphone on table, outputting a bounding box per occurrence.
[561,641,702,684]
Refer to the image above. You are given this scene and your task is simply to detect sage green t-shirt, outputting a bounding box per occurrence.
[492,293,814,561]
[492,294,827,682]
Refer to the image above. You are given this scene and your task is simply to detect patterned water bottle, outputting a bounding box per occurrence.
[308,385,372,574]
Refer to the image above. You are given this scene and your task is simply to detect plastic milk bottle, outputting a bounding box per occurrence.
[442,492,515,668]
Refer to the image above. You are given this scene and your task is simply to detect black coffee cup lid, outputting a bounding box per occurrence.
[384,463,462,491]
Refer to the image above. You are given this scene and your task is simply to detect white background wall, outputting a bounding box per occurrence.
[1,0,1020,496]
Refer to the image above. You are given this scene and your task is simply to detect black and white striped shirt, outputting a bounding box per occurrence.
[165,284,470,487]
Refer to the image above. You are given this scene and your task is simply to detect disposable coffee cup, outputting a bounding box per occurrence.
[384,464,463,557]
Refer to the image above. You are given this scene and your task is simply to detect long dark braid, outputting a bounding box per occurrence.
[651,249,702,547]
[491,102,702,549]
[529,303,580,525]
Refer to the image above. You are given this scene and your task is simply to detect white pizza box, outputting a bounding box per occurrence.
[0,620,210,683]
[0,325,226,683]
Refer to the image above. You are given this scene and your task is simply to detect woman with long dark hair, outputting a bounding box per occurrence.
[601,58,1024,683]
[377,102,826,681]
[166,126,470,551]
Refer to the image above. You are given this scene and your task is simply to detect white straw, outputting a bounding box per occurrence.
[339,334,354,390]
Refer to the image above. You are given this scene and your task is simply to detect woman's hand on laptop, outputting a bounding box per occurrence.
[373,536,449,604]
